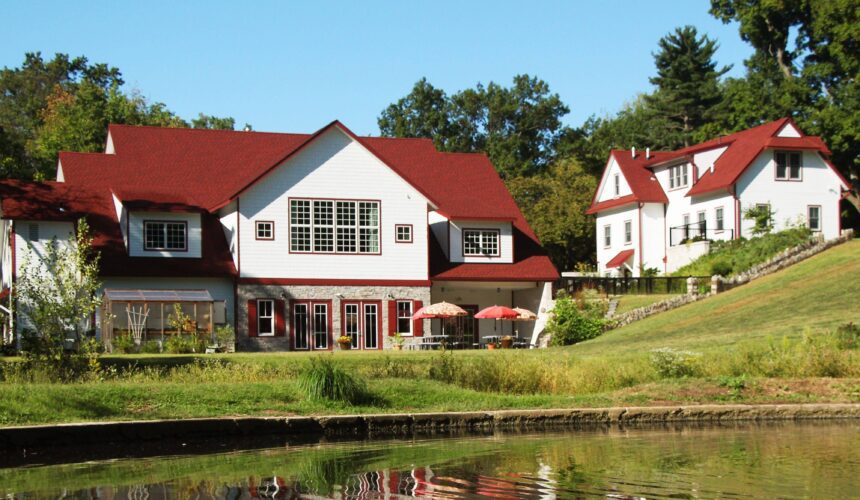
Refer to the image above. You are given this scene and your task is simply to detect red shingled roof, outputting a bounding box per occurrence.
[587,118,847,212]
[605,249,634,269]
[18,121,557,282]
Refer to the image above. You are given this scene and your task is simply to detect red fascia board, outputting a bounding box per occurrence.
[437,211,517,222]
[823,157,851,190]
[238,278,432,287]
[586,195,638,215]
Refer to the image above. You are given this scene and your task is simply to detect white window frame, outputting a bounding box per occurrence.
[623,220,632,245]
[396,300,413,336]
[697,211,707,238]
[257,299,274,337]
[395,224,413,243]
[463,229,500,257]
[669,164,689,190]
[807,205,821,232]
[143,221,187,251]
[715,207,724,232]
[603,224,611,248]
[289,198,380,254]
[255,221,274,240]
[775,151,802,181]
[614,173,620,197]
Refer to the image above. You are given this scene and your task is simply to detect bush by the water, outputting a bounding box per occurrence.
[650,348,702,378]
[298,356,370,404]
[547,290,609,346]
[673,227,812,277]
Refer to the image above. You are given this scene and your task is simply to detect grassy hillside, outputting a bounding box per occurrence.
[574,239,860,356]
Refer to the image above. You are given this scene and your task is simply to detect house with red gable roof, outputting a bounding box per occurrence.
[0,120,558,350]
[587,118,850,277]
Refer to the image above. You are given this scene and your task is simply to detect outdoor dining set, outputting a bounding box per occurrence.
[410,302,537,350]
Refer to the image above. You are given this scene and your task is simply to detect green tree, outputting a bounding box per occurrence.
[506,159,597,271]
[16,219,102,377]
[646,26,730,147]
[192,113,236,130]
[379,75,570,178]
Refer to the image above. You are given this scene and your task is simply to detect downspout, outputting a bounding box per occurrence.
[733,187,741,239]
[637,203,644,276]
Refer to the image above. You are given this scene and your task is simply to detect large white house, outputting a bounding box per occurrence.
[587,118,851,276]
[0,121,558,350]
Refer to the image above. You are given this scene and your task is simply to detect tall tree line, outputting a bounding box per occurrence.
[379,1,860,271]
[0,52,236,180]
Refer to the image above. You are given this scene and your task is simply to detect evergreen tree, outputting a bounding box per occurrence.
[646,26,730,147]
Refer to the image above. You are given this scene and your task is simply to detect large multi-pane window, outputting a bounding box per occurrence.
[776,151,802,180]
[291,199,379,253]
[669,164,689,189]
[463,229,500,256]
[292,300,330,350]
[144,221,187,251]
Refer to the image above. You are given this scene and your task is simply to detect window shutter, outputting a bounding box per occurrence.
[412,300,423,337]
[274,299,286,337]
[247,300,257,337]
[387,300,397,336]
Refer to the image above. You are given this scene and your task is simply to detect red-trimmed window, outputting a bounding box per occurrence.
[257,299,274,336]
[776,151,802,180]
[396,300,413,335]
[144,221,187,251]
[290,199,380,254]
[395,224,413,243]
[463,229,500,256]
[256,221,274,240]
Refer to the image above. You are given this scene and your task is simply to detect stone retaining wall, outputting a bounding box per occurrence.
[2,404,858,452]
[608,230,854,330]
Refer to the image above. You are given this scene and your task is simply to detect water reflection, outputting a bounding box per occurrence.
[3,421,858,498]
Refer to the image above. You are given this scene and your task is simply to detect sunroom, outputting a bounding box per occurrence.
[100,289,227,350]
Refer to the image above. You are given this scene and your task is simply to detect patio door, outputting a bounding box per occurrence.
[292,300,331,350]
[342,301,381,350]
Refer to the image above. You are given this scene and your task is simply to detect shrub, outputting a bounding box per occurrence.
[112,333,137,354]
[298,356,369,404]
[428,349,461,383]
[141,340,162,354]
[548,291,609,346]
[709,259,732,277]
[831,323,859,350]
[214,324,236,349]
[164,334,200,354]
[650,347,701,378]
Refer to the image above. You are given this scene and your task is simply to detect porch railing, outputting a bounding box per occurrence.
[556,276,711,296]
[669,221,734,246]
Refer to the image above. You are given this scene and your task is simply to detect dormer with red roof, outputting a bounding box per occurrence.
[587,118,849,277]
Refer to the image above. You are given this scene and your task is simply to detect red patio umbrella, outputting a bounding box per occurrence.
[474,305,520,319]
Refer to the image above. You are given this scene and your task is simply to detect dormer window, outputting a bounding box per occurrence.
[463,229,500,257]
[775,151,801,180]
[144,221,187,251]
[669,164,689,189]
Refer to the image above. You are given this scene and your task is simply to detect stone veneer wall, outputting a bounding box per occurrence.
[237,284,431,352]
[608,229,854,330]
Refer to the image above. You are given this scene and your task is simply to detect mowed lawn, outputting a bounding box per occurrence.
[573,239,860,356]
[612,294,679,316]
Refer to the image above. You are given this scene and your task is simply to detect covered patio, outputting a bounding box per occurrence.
[100,289,226,350]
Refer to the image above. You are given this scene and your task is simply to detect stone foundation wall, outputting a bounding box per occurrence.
[237,284,431,352]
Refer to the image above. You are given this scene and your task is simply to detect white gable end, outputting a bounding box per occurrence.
[238,127,431,280]
[776,122,801,138]
[596,156,633,202]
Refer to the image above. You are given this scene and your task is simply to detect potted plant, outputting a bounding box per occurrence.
[337,335,353,350]
[486,341,497,350]
[500,335,514,349]
[392,332,406,351]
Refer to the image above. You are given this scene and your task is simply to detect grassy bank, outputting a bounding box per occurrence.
[0,240,857,427]
[612,294,678,315]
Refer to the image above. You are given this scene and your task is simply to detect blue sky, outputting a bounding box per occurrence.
[3,0,751,135]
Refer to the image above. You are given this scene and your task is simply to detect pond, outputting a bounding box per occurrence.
[2,421,858,498]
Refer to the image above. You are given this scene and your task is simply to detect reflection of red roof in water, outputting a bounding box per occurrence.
[6,120,558,281]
